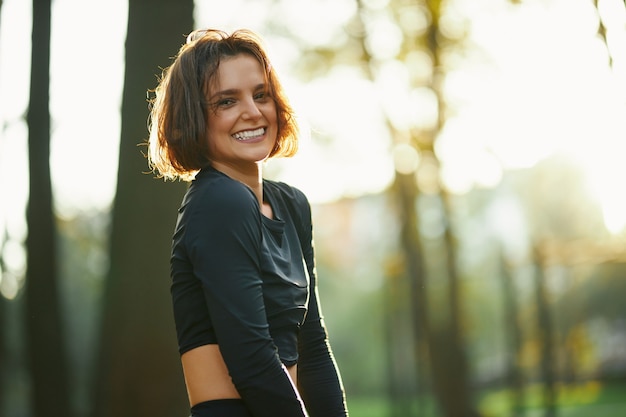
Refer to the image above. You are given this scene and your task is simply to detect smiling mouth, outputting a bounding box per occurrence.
[232,127,265,141]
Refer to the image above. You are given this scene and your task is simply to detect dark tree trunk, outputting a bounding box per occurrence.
[419,1,477,414]
[92,1,193,416]
[533,245,557,417]
[25,0,73,415]
[433,189,476,417]
[394,172,431,410]
[384,256,420,417]
[0,255,5,417]
[0,5,5,412]
[499,250,525,416]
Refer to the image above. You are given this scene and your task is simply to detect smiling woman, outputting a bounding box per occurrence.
[147,28,349,417]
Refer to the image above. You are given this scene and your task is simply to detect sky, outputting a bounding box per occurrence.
[1,0,626,297]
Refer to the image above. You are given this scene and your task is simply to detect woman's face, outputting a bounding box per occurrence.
[205,54,278,172]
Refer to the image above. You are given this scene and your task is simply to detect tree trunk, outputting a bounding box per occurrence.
[499,249,525,416]
[533,244,557,417]
[394,172,431,411]
[0,5,6,411]
[433,189,476,417]
[420,1,477,414]
[0,264,5,416]
[384,256,421,417]
[92,1,193,416]
[25,0,73,415]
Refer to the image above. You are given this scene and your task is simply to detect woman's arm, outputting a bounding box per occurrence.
[293,191,349,417]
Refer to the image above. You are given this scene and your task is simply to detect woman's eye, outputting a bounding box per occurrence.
[254,91,269,101]
[217,98,235,107]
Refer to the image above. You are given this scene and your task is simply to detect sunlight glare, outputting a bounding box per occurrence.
[194,0,271,34]
[436,119,506,194]
[473,151,503,189]
[361,0,390,11]
[439,3,468,40]
[48,0,127,217]
[277,0,355,47]
[2,0,625,225]
[586,165,626,235]
[405,50,433,85]
[270,67,394,203]
[0,238,26,300]
[0,123,29,237]
[364,13,403,60]
[597,0,626,27]
[0,270,20,300]
[436,0,626,212]
[2,239,26,276]
[579,133,626,235]
[392,143,420,175]
[0,0,31,256]
[397,5,429,37]
[377,61,438,131]
[0,0,31,120]
[409,87,438,130]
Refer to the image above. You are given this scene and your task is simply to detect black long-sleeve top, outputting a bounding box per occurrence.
[170,166,348,416]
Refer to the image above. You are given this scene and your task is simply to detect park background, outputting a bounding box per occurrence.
[1,0,626,416]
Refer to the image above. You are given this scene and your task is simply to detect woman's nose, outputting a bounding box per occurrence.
[241,97,262,120]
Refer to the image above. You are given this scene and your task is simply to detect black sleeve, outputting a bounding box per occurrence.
[293,190,349,417]
[185,180,307,417]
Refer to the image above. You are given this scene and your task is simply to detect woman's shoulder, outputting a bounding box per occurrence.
[264,178,309,206]
[185,168,259,214]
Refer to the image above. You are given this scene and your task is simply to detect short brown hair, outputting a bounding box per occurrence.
[148,29,299,181]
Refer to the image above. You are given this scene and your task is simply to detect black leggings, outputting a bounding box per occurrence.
[190,399,252,417]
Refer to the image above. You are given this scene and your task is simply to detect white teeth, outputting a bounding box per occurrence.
[233,128,265,140]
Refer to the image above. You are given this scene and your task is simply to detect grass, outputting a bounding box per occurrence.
[346,382,626,417]
[479,380,626,417]
[346,396,390,417]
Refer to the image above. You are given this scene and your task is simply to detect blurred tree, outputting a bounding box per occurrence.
[0,0,2,408]
[519,156,609,415]
[349,0,478,414]
[384,260,418,416]
[342,3,429,412]
[308,195,399,404]
[56,211,110,416]
[337,2,433,413]
[267,0,626,414]
[565,260,626,325]
[393,171,431,414]
[0,232,7,416]
[419,2,476,415]
[498,249,525,416]
[540,247,626,382]
[532,244,557,417]
[593,0,613,68]
[25,0,74,416]
[0,2,7,410]
[283,0,480,412]
[522,156,607,241]
[91,0,192,416]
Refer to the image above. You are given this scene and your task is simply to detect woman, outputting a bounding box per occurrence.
[147,29,349,417]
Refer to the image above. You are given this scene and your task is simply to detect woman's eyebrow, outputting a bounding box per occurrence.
[209,88,239,100]
[209,84,267,100]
